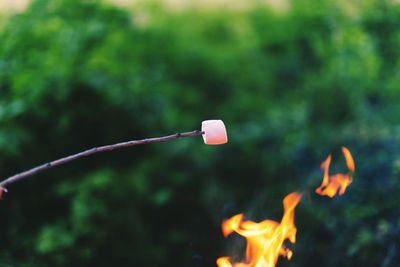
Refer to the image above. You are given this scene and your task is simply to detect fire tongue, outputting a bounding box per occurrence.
[216,192,302,267]
[315,146,355,198]
[216,147,355,267]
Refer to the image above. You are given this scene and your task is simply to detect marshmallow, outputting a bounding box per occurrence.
[201,120,228,145]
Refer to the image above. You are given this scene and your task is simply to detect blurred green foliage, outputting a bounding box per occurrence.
[1,0,400,266]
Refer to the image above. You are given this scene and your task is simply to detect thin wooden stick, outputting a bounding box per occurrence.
[0,130,204,191]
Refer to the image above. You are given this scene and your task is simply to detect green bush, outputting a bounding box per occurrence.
[1,0,400,266]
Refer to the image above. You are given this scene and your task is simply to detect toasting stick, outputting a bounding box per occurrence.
[0,120,228,198]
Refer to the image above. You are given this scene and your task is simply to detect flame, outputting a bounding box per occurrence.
[315,146,355,198]
[216,146,354,267]
[216,192,302,267]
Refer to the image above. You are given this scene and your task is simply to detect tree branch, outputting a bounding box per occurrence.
[0,130,204,191]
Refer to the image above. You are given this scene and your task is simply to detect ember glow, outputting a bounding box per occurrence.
[315,146,355,198]
[216,192,302,267]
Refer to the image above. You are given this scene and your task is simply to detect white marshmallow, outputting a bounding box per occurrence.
[201,120,228,145]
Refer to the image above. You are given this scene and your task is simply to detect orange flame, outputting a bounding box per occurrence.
[315,146,355,198]
[216,192,302,267]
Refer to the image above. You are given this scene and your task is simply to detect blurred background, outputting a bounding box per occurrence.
[1,0,400,266]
